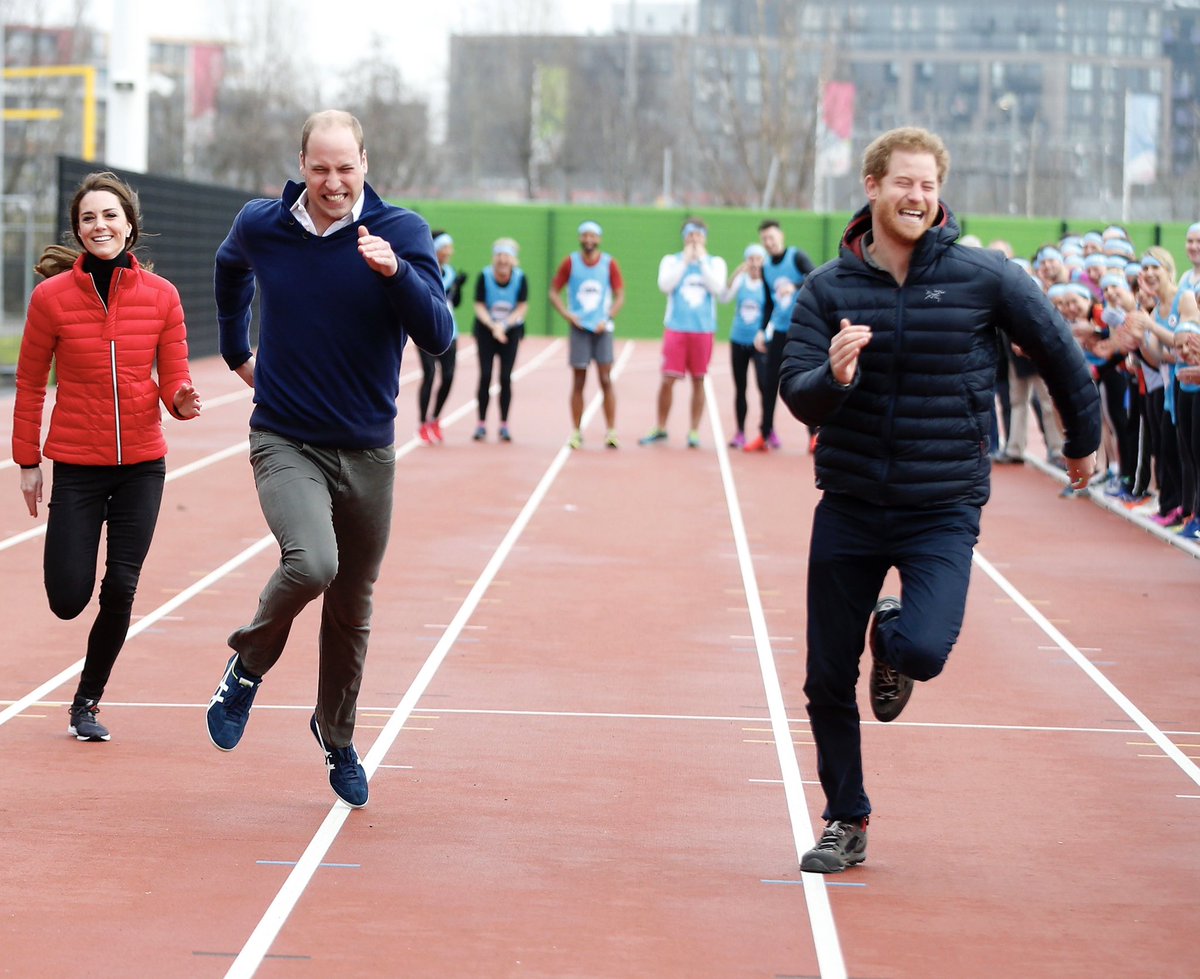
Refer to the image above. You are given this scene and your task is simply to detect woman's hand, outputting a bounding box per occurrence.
[174,382,202,419]
[20,466,42,518]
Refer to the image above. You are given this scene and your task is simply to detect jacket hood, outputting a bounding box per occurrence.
[840,201,960,273]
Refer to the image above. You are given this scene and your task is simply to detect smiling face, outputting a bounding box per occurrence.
[1138,263,1163,297]
[75,190,132,261]
[1187,229,1200,269]
[759,225,784,257]
[865,149,939,249]
[299,123,366,234]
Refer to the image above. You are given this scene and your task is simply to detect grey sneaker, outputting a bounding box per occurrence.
[801,818,868,873]
[868,596,913,722]
[68,697,110,742]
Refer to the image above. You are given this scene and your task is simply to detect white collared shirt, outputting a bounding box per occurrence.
[290,188,365,237]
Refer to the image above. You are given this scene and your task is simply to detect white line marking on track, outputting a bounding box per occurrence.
[224,338,612,977]
[0,535,277,727]
[972,550,1200,790]
[704,376,848,979]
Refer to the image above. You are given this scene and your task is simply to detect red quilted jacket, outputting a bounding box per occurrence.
[12,253,193,467]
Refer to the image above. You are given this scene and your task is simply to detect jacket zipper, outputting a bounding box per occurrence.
[92,269,123,465]
[880,277,903,488]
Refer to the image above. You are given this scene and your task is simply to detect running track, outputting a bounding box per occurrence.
[1,338,1196,978]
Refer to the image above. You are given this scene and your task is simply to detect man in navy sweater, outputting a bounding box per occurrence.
[206,110,453,809]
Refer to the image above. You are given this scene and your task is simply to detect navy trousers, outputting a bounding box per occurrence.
[804,492,981,822]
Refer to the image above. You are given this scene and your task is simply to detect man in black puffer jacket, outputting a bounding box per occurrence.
[779,127,1101,875]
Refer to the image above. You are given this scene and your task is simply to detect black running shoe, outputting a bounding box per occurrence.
[868,596,913,722]
[68,697,110,742]
[801,818,868,873]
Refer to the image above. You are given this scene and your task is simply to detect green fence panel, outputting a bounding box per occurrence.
[395,198,1198,340]
[958,216,1063,260]
[1157,221,1196,281]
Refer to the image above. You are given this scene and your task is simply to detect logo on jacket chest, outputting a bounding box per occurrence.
[924,288,945,303]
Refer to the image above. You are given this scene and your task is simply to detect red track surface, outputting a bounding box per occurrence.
[1,337,1197,978]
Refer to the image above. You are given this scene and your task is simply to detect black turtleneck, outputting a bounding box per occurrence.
[83,249,132,308]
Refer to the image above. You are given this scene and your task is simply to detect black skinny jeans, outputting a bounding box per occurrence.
[45,459,166,702]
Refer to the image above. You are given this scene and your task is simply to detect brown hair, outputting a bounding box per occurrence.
[301,110,365,156]
[861,127,951,186]
[35,171,145,278]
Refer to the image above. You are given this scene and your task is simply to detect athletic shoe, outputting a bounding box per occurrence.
[639,428,668,445]
[686,430,701,449]
[499,425,512,442]
[743,434,768,452]
[472,425,486,441]
[568,430,583,450]
[1058,484,1083,498]
[310,713,368,808]
[1150,506,1184,527]
[767,431,782,450]
[1179,517,1200,540]
[868,597,912,722]
[207,654,262,751]
[418,422,433,445]
[801,818,868,873]
[429,420,444,443]
[67,697,110,742]
[605,431,620,449]
[728,431,746,449]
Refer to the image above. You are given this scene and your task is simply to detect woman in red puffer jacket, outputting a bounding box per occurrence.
[12,171,201,743]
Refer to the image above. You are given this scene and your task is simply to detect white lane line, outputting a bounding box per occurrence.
[224,339,626,978]
[0,440,252,554]
[0,535,277,727]
[704,376,847,979]
[0,346,482,553]
[972,550,1200,789]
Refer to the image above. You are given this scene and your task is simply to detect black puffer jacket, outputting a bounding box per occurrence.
[779,203,1101,508]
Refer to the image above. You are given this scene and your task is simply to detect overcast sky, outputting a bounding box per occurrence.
[29,0,617,100]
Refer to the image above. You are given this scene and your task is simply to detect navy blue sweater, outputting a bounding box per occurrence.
[216,181,454,448]
[780,202,1101,508]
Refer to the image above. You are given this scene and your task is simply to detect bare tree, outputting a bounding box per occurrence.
[332,35,433,198]
[2,0,98,200]
[678,2,826,209]
[201,0,318,194]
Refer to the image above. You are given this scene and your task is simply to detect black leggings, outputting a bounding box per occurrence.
[730,341,766,433]
[46,459,165,701]
[474,324,524,422]
[1177,386,1200,516]
[760,330,788,438]
[418,341,458,421]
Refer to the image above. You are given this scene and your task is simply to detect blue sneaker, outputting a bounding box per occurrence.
[638,428,668,446]
[310,713,368,808]
[1178,517,1200,540]
[207,654,261,751]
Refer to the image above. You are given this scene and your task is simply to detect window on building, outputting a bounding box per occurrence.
[1070,63,1093,91]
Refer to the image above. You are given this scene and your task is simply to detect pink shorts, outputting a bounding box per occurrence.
[661,330,714,378]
